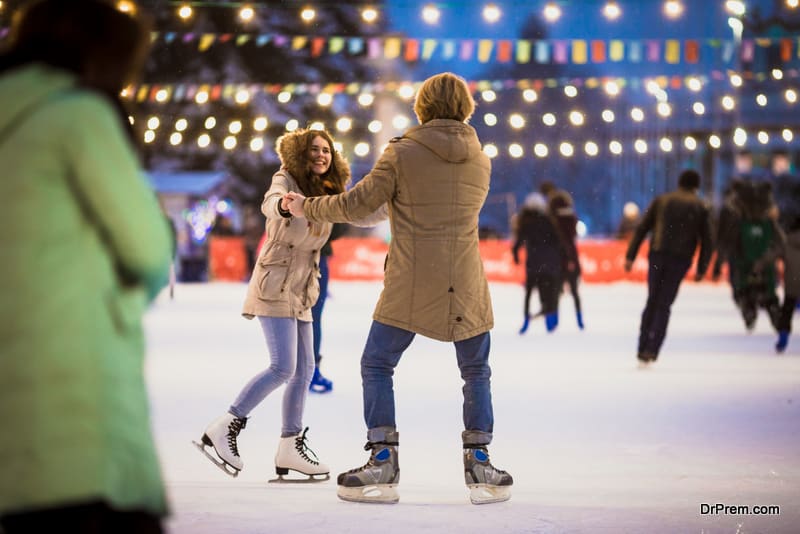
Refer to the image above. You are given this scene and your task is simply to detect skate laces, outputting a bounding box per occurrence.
[294,427,320,465]
[226,417,247,457]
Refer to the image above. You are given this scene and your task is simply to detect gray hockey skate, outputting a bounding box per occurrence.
[193,412,247,477]
[464,446,513,504]
[337,441,400,504]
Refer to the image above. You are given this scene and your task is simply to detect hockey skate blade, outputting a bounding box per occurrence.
[337,484,399,504]
[192,440,240,478]
[468,484,511,505]
[268,472,330,484]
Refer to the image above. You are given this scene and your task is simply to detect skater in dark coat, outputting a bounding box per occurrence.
[625,169,713,366]
[776,215,800,352]
[512,193,566,334]
[728,180,784,332]
[548,189,584,329]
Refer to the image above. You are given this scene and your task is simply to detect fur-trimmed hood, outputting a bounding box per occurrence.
[275,128,350,197]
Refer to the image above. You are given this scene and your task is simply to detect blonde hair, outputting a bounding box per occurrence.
[413,72,475,124]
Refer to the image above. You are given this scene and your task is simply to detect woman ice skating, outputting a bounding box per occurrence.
[196,128,350,483]
[286,72,513,505]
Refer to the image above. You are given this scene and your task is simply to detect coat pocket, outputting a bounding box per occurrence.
[258,266,289,301]
[302,266,321,308]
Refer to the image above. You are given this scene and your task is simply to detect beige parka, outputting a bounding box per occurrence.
[303,119,494,342]
[241,130,350,321]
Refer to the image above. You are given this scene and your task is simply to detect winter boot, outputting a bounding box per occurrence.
[776,331,789,353]
[545,312,559,332]
[309,366,333,393]
[194,412,247,477]
[337,427,400,504]
[576,311,584,330]
[271,427,329,482]
[518,315,530,335]
[464,445,513,504]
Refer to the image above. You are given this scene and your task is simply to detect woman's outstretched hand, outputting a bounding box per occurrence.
[284,191,306,217]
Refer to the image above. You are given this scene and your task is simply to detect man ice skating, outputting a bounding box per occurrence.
[625,169,713,367]
[285,72,512,505]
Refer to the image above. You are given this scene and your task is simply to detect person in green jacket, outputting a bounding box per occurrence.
[0,1,173,532]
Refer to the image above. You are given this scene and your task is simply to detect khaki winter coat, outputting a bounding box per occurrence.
[241,169,332,321]
[303,119,494,342]
[242,129,354,321]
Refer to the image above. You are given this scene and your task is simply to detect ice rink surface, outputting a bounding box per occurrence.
[144,280,800,533]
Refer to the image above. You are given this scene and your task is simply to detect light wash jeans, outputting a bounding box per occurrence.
[229,316,314,437]
[361,320,495,446]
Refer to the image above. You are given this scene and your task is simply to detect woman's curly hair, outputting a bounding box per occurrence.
[275,128,350,197]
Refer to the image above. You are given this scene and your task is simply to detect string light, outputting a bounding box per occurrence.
[178,3,193,20]
[361,6,379,23]
[357,93,375,107]
[482,3,501,24]
[522,89,538,103]
[602,1,622,21]
[117,1,135,14]
[663,0,684,19]
[238,5,255,23]
[724,0,746,16]
[509,113,525,129]
[421,4,440,25]
[508,143,524,158]
[354,142,370,157]
[250,137,264,151]
[300,7,316,23]
[543,2,562,22]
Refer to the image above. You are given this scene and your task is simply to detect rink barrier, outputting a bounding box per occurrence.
[206,236,721,283]
[325,237,718,284]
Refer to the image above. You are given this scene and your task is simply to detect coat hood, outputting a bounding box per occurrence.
[0,64,75,132]
[403,119,483,164]
[275,128,350,196]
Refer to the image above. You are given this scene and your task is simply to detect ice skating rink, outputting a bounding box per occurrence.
[144,280,800,534]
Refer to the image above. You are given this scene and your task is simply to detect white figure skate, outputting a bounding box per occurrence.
[269,427,330,483]
[193,412,247,477]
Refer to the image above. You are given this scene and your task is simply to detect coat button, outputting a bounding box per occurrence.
[289,244,294,248]
[456,316,462,322]
[448,287,454,293]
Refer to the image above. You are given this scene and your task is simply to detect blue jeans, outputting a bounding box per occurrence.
[310,254,330,366]
[361,321,494,445]
[229,317,314,437]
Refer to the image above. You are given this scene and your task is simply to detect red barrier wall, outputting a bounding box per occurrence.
[327,237,718,284]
